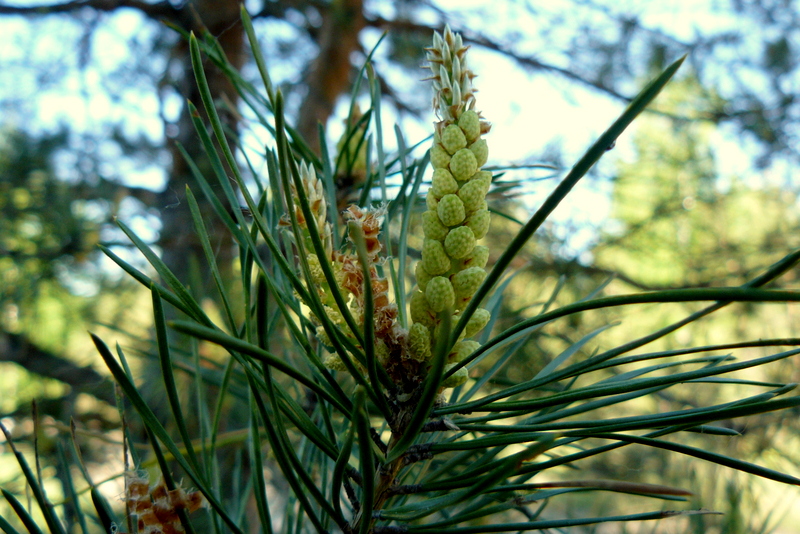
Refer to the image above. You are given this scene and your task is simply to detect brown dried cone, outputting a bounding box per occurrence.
[123,471,206,534]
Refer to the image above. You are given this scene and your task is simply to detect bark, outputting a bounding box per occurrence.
[0,331,116,406]
[296,0,366,154]
[158,0,246,287]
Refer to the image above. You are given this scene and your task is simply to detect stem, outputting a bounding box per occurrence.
[351,403,417,533]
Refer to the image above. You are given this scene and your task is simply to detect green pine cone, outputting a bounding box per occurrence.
[458,171,492,212]
[410,290,436,329]
[449,148,478,181]
[423,210,450,241]
[458,245,490,270]
[431,168,458,198]
[408,322,432,362]
[422,238,452,275]
[307,253,326,284]
[441,364,469,388]
[470,170,492,186]
[458,110,481,142]
[452,266,486,303]
[322,353,348,372]
[450,339,481,362]
[441,124,467,155]
[465,209,491,239]
[465,308,491,337]
[444,225,477,259]
[415,261,434,292]
[431,143,451,169]
[316,326,334,348]
[435,316,465,342]
[437,194,466,227]
[469,138,488,167]
[426,193,439,211]
[426,276,455,312]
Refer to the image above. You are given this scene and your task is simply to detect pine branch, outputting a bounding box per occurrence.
[0,0,181,21]
[0,330,116,406]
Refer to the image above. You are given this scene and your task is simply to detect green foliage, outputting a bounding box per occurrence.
[0,129,100,303]
[2,16,800,534]
[597,77,800,290]
[0,127,148,416]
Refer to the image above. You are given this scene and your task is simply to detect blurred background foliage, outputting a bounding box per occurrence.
[0,0,799,532]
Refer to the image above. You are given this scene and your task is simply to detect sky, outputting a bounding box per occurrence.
[0,0,795,253]
[0,2,782,171]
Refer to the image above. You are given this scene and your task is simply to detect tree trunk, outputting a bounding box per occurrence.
[296,0,366,154]
[159,0,245,288]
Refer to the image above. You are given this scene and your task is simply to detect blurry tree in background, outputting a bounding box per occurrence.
[560,76,800,530]
[0,128,131,413]
[596,75,799,293]
[1,0,800,530]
